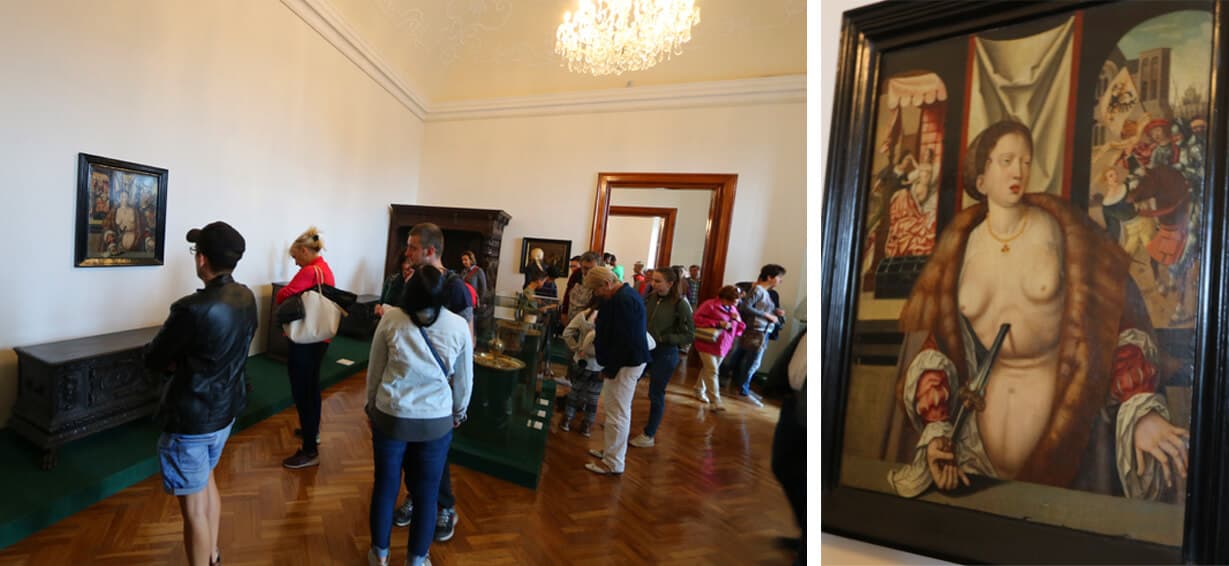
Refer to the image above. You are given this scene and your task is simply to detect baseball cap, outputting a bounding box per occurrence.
[186,221,246,269]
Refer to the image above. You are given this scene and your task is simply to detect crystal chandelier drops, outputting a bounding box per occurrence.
[555,0,701,76]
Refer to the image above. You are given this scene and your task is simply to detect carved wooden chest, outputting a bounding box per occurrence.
[9,327,161,469]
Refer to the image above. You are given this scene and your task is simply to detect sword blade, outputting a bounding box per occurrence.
[950,323,1011,437]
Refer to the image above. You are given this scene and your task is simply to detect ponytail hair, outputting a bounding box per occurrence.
[292,226,324,253]
[657,265,687,303]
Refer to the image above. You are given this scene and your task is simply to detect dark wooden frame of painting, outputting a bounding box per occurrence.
[74,153,169,268]
[820,1,1229,563]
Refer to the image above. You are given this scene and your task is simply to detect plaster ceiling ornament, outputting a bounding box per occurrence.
[373,0,512,66]
[555,0,702,76]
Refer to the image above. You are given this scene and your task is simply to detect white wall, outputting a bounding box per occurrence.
[419,102,806,366]
[609,187,713,269]
[0,0,424,427]
[605,215,659,279]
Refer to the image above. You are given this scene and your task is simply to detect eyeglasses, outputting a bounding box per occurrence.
[189,245,197,256]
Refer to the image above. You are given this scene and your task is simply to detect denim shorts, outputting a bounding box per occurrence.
[157,420,234,496]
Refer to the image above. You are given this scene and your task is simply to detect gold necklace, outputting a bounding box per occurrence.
[985,210,1031,253]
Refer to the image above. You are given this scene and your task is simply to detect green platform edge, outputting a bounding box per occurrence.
[0,333,563,551]
[449,379,555,490]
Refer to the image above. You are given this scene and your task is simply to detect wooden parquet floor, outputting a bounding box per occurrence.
[0,364,797,565]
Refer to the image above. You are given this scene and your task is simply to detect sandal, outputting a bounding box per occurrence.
[585,462,622,476]
[588,449,604,459]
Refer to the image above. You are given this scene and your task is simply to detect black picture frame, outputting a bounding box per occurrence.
[519,237,571,278]
[821,1,1229,563]
[74,153,168,267]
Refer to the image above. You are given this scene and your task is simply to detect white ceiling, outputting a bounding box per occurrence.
[324,0,808,103]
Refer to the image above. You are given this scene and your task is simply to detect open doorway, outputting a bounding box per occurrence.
[605,205,677,277]
[590,173,737,302]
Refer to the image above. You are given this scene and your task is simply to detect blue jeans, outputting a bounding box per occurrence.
[735,331,770,396]
[643,345,680,438]
[370,427,452,559]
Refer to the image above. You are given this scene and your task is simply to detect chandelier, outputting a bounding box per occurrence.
[555,0,701,76]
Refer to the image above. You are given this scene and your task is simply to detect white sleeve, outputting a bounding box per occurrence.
[562,312,585,352]
[1115,392,1172,500]
[366,312,392,413]
[888,421,952,497]
[451,325,474,419]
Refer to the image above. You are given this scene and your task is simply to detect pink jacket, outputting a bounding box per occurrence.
[692,298,745,357]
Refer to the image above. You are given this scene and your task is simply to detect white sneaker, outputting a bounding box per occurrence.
[368,547,388,566]
[629,434,655,448]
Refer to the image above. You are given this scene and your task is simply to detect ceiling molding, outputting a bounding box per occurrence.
[282,0,805,123]
[424,75,807,122]
[281,0,429,119]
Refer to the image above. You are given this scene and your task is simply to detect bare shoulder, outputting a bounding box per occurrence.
[1028,204,1063,241]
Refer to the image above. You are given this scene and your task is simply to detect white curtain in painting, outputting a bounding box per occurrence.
[967,16,1076,200]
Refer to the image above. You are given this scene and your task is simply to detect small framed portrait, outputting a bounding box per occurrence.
[520,237,571,278]
[74,153,168,267]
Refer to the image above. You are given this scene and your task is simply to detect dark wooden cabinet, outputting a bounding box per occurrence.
[385,204,511,295]
[267,282,290,361]
[266,285,378,361]
[9,327,162,469]
[339,294,381,339]
[387,205,511,340]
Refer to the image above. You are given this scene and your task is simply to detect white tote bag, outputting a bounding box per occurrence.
[283,266,345,344]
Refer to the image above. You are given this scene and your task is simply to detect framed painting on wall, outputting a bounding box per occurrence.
[520,237,571,278]
[820,1,1229,563]
[74,153,168,267]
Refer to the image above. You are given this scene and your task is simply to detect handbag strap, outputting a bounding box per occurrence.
[313,265,324,292]
[418,326,450,378]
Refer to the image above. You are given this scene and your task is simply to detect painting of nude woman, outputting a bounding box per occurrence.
[835,1,1211,553]
[75,153,168,267]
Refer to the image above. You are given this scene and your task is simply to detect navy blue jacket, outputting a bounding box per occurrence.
[594,284,651,371]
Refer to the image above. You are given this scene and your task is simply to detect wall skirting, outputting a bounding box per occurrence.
[281,0,805,123]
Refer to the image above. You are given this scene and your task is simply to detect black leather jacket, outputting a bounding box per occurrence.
[145,274,258,434]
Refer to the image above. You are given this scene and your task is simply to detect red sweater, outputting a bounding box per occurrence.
[276,256,335,305]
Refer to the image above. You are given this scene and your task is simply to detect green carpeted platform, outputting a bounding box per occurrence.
[0,335,372,551]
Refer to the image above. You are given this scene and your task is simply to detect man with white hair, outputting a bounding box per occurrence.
[582,266,650,475]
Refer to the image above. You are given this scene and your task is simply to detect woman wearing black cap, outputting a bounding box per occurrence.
[275,226,336,469]
[365,266,473,566]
